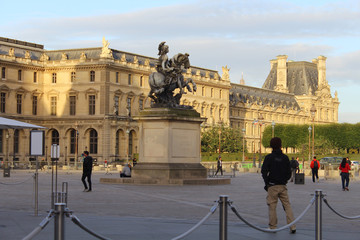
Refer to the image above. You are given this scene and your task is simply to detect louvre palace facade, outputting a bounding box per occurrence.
[0,37,339,166]
[230,55,339,153]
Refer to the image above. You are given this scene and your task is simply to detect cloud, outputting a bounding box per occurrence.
[1,0,360,122]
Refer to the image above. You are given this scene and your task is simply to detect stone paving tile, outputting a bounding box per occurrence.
[1,169,359,239]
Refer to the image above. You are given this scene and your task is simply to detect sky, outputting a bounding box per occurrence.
[1,0,359,123]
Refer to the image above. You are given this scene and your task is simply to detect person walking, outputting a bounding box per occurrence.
[81,151,93,192]
[290,157,299,182]
[261,137,296,234]
[215,156,223,176]
[339,157,351,191]
[310,156,320,183]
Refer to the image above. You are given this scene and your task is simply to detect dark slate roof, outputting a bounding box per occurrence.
[262,61,318,95]
[230,83,300,111]
[0,37,221,77]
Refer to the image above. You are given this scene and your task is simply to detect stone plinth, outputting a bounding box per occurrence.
[127,108,229,185]
[133,108,206,181]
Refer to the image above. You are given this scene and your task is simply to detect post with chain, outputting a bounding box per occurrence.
[54,203,66,240]
[315,190,323,240]
[219,195,228,240]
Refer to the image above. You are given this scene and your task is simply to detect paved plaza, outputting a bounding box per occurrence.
[1,169,360,240]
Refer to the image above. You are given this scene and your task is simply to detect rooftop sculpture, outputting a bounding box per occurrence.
[148,42,197,108]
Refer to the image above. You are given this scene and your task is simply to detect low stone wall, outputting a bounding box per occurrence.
[201,161,360,180]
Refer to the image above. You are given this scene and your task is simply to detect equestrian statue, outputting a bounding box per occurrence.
[148,42,197,108]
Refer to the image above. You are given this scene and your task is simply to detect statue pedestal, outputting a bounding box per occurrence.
[100,108,230,185]
[133,108,207,183]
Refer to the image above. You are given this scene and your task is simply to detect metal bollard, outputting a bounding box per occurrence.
[315,190,323,240]
[219,195,228,240]
[54,203,66,240]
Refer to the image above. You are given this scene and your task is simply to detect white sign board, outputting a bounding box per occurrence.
[51,144,60,158]
[30,131,44,156]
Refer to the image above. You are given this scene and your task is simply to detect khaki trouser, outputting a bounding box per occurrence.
[266,185,296,230]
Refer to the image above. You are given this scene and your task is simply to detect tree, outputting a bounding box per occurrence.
[201,125,245,153]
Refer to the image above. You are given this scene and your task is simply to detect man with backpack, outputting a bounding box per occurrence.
[290,157,299,182]
[310,156,320,183]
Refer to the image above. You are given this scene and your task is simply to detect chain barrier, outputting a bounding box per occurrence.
[323,197,360,220]
[68,212,112,240]
[0,174,34,185]
[22,210,55,240]
[229,195,316,233]
[21,188,360,240]
[171,202,219,240]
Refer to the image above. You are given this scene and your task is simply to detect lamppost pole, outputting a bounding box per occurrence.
[252,119,257,168]
[5,132,9,169]
[258,114,264,168]
[271,120,275,138]
[310,105,317,158]
[126,129,130,162]
[75,123,79,170]
[218,128,222,155]
[242,128,246,163]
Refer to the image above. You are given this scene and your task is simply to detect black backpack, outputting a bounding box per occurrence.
[313,160,318,169]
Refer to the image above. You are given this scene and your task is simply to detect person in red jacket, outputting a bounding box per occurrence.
[310,156,320,183]
[339,158,351,191]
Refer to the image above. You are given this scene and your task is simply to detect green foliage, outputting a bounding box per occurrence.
[201,125,245,153]
[262,123,360,153]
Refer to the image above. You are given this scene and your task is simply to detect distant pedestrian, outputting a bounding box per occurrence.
[132,157,137,167]
[81,151,93,192]
[120,163,131,178]
[215,156,223,176]
[310,156,320,183]
[290,157,299,182]
[261,137,296,233]
[339,158,351,191]
[346,157,351,166]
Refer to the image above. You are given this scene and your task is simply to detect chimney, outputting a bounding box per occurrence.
[275,55,288,93]
[317,55,327,87]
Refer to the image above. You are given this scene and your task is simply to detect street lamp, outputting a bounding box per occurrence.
[242,128,246,163]
[310,105,317,158]
[126,129,130,161]
[258,114,264,168]
[218,128,222,155]
[252,119,257,168]
[75,123,79,170]
[5,133,9,169]
[271,120,275,138]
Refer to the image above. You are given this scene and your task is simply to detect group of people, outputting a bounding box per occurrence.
[80,139,353,234]
[80,153,137,192]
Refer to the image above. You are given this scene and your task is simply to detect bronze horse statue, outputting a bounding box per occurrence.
[148,53,197,107]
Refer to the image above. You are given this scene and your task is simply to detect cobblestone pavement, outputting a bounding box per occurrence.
[1,169,360,240]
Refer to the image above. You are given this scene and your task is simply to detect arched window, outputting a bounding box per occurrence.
[14,129,19,154]
[115,130,121,156]
[89,129,98,154]
[51,130,59,145]
[70,129,76,154]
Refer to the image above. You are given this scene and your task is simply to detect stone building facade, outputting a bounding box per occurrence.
[0,37,230,167]
[230,55,340,153]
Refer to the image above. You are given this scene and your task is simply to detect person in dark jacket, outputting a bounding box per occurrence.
[81,151,93,192]
[261,137,296,234]
[215,156,223,176]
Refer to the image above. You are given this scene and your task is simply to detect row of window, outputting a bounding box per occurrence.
[0,92,144,116]
[0,128,135,157]
[201,86,223,99]
[0,129,98,155]
[1,67,145,86]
